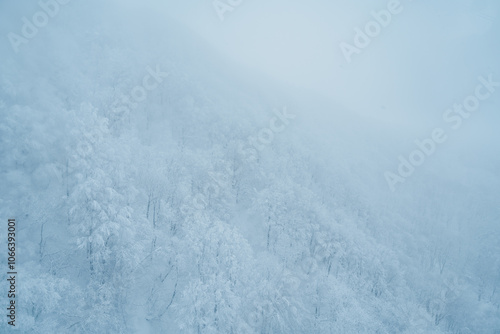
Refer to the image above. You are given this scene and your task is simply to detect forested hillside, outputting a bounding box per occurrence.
[1,1,499,333]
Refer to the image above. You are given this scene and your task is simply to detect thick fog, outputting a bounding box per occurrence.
[1,0,499,333]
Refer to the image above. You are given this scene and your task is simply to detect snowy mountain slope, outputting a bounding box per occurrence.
[1,1,499,333]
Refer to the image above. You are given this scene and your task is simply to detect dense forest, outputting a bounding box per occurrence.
[1,1,499,333]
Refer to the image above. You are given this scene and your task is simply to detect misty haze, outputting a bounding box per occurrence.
[0,0,499,333]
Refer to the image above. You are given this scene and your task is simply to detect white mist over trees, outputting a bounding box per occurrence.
[0,0,499,333]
